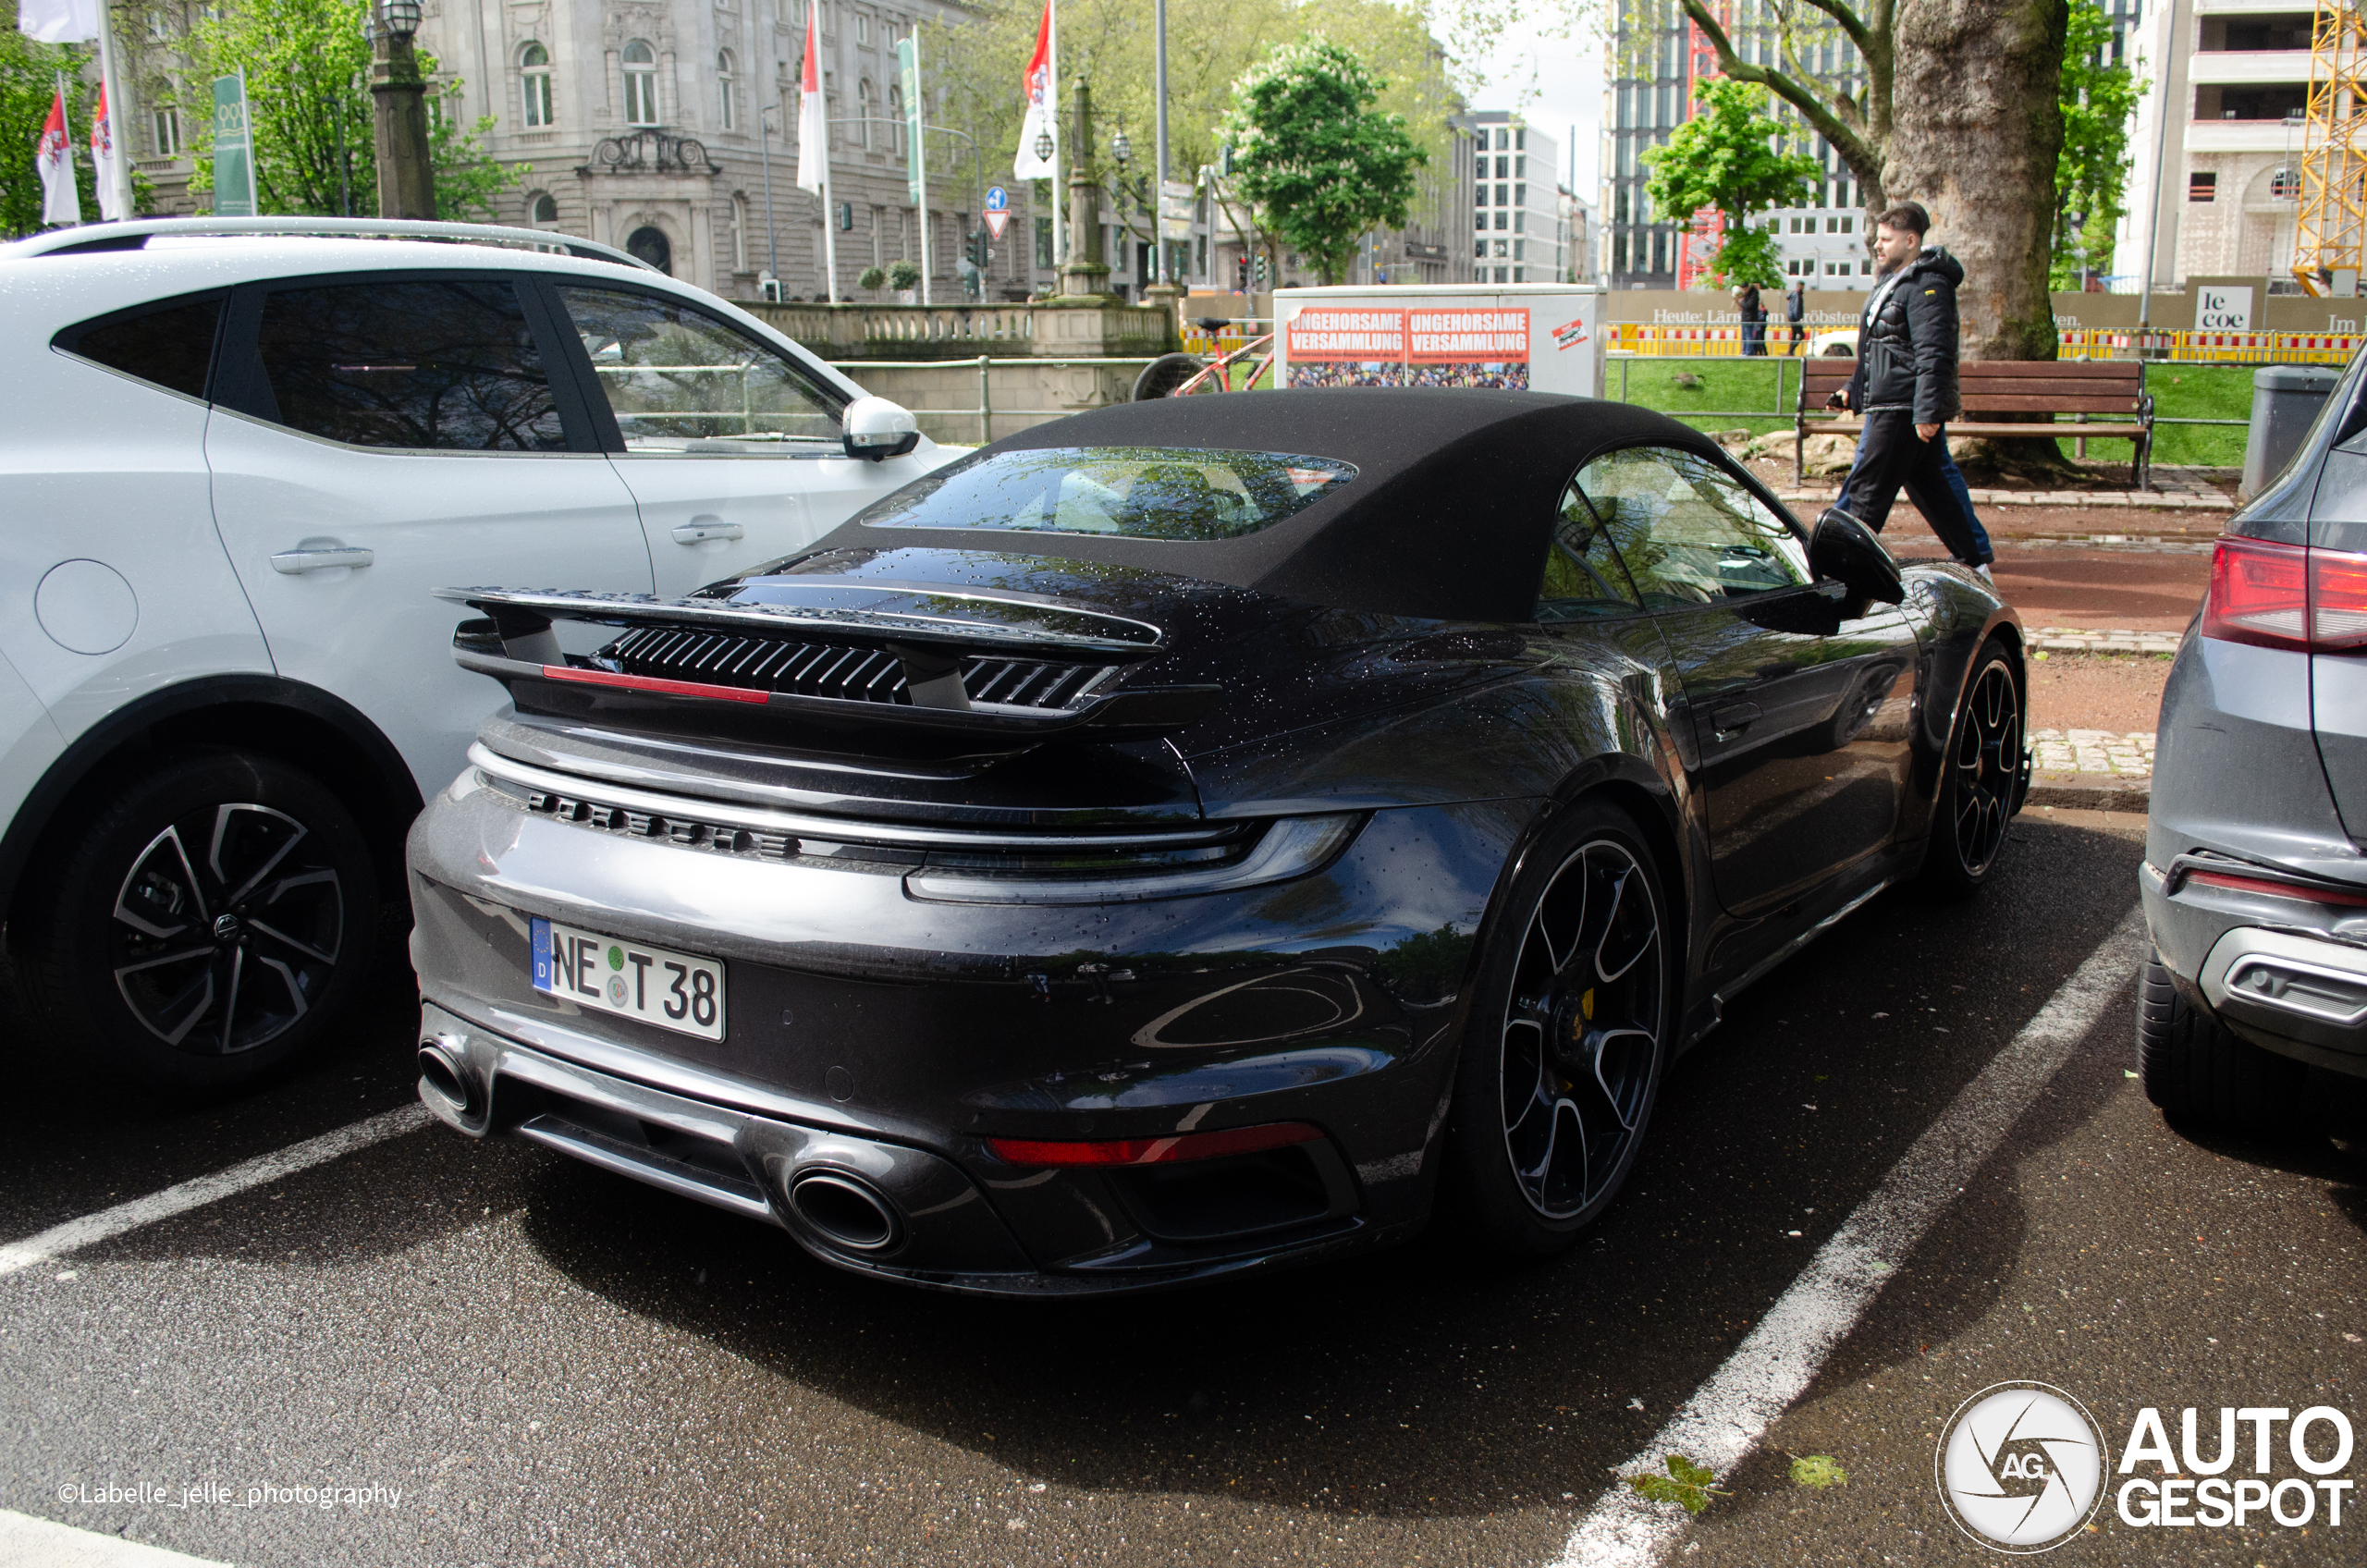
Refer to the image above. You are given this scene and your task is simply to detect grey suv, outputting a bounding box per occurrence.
[2140,350,2367,1127]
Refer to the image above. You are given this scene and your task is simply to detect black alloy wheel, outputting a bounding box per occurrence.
[20,749,378,1094]
[1920,640,2022,896]
[1445,801,1673,1256]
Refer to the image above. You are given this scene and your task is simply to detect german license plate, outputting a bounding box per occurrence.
[531,917,726,1041]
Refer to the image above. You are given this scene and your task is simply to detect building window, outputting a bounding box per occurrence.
[1515,128,1526,150]
[1514,266,1526,281]
[528,191,559,228]
[718,52,736,130]
[2273,166,2302,200]
[857,78,874,148]
[1494,211,1507,230]
[1860,259,1873,275]
[732,192,749,271]
[153,104,179,156]
[1496,129,1509,151]
[1475,210,1487,231]
[1474,182,1486,209]
[622,41,659,126]
[1514,239,1525,261]
[2189,172,2217,202]
[521,43,554,127]
[1515,183,1525,208]
[1839,215,1853,234]
[888,84,903,153]
[1036,214,1053,268]
[855,11,869,44]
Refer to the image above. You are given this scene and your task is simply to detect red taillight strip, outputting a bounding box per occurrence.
[2201,536,2367,654]
[2184,868,2367,909]
[540,665,773,704]
[987,1121,1324,1168]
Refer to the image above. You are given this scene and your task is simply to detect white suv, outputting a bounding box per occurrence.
[0,217,947,1092]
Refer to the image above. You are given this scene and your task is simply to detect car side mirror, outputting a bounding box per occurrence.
[841,396,921,461]
[1808,507,1906,606]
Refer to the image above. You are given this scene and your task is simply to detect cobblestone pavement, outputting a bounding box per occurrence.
[2032,726,2156,777]
[1999,533,2216,554]
[2027,624,2184,654]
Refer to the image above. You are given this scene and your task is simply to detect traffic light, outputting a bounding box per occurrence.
[966,226,988,271]
[1252,251,1269,288]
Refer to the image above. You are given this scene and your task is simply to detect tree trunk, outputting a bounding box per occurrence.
[1884,0,2069,474]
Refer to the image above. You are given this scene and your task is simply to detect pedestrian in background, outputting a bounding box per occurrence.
[1785,278,1806,355]
[1735,282,1766,357]
[1822,200,1993,577]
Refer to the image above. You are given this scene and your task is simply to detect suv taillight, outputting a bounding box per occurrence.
[2201,535,2367,653]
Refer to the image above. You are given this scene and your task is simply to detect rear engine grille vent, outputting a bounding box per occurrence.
[596,627,1110,710]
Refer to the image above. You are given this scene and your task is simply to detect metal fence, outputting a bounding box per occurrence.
[1606,320,2362,365]
[827,356,1161,445]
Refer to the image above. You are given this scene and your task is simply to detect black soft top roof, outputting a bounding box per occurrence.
[811,389,1729,623]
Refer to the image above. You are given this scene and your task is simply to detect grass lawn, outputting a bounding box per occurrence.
[1607,356,2261,470]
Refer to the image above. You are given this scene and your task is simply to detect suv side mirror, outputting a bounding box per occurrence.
[1808,507,1906,605]
[841,396,921,461]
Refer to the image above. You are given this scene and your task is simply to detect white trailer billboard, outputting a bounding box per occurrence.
[1270,284,1607,399]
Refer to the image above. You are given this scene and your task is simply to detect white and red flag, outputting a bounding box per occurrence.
[793,7,828,194]
[37,86,80,226]
[90,80,121,219]
[1012,0,1055,179]
[16,0,99,42]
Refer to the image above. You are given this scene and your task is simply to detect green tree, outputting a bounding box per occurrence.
[1642,76,1817,289]
[173,0,519,217]
[2052,0,2143,288]
[1215,36,1425,284]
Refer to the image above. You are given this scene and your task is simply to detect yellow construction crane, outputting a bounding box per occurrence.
[2295,0,2367,294]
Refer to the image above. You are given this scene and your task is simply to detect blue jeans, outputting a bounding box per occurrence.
[1837,417,1994,567]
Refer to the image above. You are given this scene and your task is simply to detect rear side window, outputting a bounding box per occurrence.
[55,293,224,400]
[254,279,567,450]
[858,447,1356,540]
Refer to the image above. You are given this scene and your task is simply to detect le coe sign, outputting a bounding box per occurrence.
[2196,285,2254,331]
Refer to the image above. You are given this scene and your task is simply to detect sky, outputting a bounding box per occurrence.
[1466,13,1605,200]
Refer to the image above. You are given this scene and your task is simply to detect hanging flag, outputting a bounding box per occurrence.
[793,7,827,195]
[1012,0,1054,180]
[37,86,80,225]
[17,0,100,43]
[90,80,121,219]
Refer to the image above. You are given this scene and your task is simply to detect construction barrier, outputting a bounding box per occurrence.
[1604,321,2363,364]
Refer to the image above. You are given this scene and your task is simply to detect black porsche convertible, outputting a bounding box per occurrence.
[406,389,2029,1294]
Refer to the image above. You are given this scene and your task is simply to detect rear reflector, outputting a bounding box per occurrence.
[2201,536,2367,653]
[987,1121,1324,1168]
[2185,868,2367,908]
[540,665,772,704]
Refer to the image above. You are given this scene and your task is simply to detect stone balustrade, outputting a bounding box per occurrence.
[744,300,1175,361]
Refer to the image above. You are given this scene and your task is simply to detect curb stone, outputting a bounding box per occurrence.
[2026,775,2150,813]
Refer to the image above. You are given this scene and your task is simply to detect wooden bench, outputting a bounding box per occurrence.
[1796,360,2153,487]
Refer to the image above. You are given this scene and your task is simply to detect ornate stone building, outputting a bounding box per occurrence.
[122,0,1040,304]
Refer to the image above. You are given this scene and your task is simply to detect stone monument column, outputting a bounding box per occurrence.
[1058,77,1111,300]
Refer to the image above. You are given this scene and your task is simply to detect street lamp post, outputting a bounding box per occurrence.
[758,103,781,295]
[369,0,436,219]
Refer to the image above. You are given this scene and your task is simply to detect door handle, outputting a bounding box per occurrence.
[671,520,743,545]
[1710,701,1763,738]
[268,545,374,574]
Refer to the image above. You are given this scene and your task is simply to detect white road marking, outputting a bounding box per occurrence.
[1551,905,2148,1568]
[0,1509,230,1567]
[0,1105,431,1280]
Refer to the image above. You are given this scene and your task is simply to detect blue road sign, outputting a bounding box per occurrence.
[985,186,1010,214]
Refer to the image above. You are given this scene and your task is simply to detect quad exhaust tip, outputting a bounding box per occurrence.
[417,1038,479,1120]
[787,1171,903,1253]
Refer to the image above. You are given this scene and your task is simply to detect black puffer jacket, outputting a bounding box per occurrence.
[1843,246,1962,424]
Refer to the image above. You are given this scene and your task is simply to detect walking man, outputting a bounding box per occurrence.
[1784,277,1806,354]
[1823,201,1993,577]
[1735,282,1766,356]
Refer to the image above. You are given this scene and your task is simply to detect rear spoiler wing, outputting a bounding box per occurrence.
[435,585,1221,744]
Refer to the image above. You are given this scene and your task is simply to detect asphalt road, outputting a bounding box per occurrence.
[3,807,2361,1568]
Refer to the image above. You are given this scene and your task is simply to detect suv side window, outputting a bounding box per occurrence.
[1573,447,1810,609]
[555,285,844,451]
[252,279,569,451]
[1537,483,1642,620]
[54,292,226,400]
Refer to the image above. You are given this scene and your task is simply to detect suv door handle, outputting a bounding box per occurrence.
[1710,701,1763,737]
[671,520,743,545]
[269,545,374,574]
